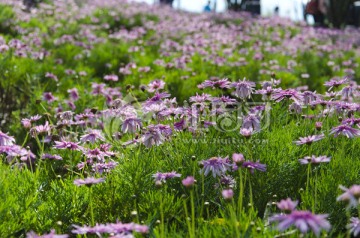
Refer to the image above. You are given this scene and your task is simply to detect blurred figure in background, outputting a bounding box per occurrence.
[203,1,212,12]
[22,0,36,12]
[305,0,326,27]
[274,5,279,16]
[159,0,174,7]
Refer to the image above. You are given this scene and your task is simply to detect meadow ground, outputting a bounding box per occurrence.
[1,0,360,237]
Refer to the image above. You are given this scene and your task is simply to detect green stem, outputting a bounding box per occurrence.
[200,172,205,217]
[183,198,192,238]
[313,169,318,212]
[190,190,196,238]
[249,174,254,214]
[160,191,165,238]
[229,201,240,238]
[306,163,311,210]
[237,168,243,217]
[89,187,94,226]
[21,132,29,147]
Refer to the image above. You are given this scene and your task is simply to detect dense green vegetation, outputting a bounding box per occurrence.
[1,0,360,237]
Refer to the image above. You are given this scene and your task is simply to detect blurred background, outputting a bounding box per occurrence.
[133,0,309,21]
[130,0,360,27]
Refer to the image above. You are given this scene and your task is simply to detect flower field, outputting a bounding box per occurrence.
[1,0,360,237]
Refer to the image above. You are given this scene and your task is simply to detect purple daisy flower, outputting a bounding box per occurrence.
[294,134,325,145]
[142,124,169,148]
[0,131,15,146]
[147,79,165,93]
[200,156,232,178]
[145,92,171,105]
[104,74,119,82]
[26,229,68,238]
[67,88,79,101]
[211,96,237,105]
[337,185,360,208]
[242,114,261,131]
[298,155,331,165]
[271,89,303,104]
[174,119,186,131]
[54,140,83,151]
[255,87,281,100]
[198,78,231,89]
[347,217,360,237]
[42,92,57,103]
[270,210,331,237]
[230,78,256,99]
[342,118,360,126]
[121,117,142,134]
[73,177,105,187]
[302,91,321,105]
[153,171,181,182]
[217,175,236,188]
[324,77,348,91]
[80,129,105,144]
[85,148,108,162]
[92,161,118,174]
[189,93,212,103]
[72,222,148,235]
[242,160,267,174]
[289,102,302,114]
[42,154,63,160]
[329,125,360,138]
[30,121,52,138]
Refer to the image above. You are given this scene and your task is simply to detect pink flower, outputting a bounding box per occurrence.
[182,176,195,188]
[240,127,253,138]
[232,153,245,165]
[222,189,234,200]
